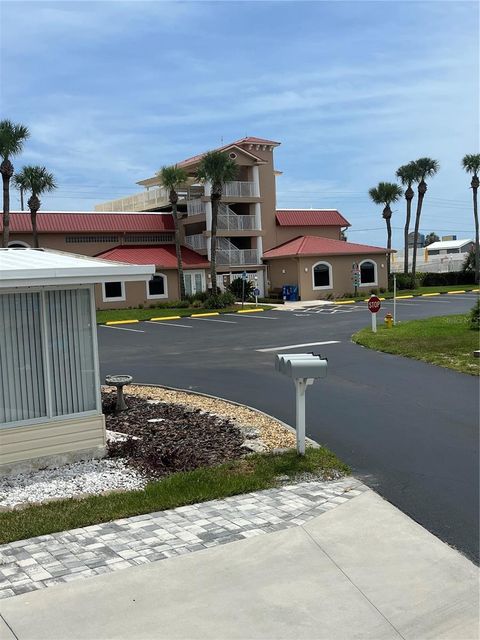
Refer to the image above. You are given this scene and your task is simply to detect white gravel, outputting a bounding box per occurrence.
[0,458,147,509]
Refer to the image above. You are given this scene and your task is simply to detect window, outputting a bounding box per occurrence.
[147,274,168,299]
[312,262,332,289]
[428,250,440,255]
[447,249,459,254]
[124,234,174,243]
[359,260,377,286]
[103,281,125,302]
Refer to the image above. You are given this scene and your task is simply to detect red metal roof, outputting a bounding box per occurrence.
[96,245,209,269]
[263,236,391,259]
[276,210,351,227]
[2,212,174,233]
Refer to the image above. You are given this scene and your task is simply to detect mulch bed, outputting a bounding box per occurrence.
[103,392,244,477]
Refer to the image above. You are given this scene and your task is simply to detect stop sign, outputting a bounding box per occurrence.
[368,295,381,313]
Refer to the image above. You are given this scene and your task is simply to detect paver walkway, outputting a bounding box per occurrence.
[0,477,366,599]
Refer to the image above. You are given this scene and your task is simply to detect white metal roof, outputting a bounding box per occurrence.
[0,248,155,289]
[426,239,472,251]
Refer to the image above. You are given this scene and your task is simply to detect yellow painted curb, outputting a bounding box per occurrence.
[105,319,139,325]
[397,295,414,299]
[421,292,441,297]
[447,290,466,294]
[334,300,355,305]
[471,289,479,292]
[150,315,182,321]
[191,312,220,318]
[364,298,386,302]
[237,308,265,313]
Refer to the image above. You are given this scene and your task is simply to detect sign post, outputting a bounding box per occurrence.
[241,271,247,309]
[253,287,260,307]
[367,295,381,332]
[351,262,360,296]
[393,273,397,325]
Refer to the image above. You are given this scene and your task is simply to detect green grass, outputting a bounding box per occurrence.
[349,284,478,302]
[96,304,273,324]
[352,313,480,375]
[0,448,349,544]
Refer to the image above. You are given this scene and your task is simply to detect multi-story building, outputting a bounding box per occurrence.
[3,136,391,305]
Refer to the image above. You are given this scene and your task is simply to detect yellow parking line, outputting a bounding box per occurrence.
[150,315,182,321]
[447,290,466,294]
[421,293,441,297]
[237,308,265,313]
[334,300,355,305]
[105,319,139,325]
[191,312,220,318]
[396,295,414,299]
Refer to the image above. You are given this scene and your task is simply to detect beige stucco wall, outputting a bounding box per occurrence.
[94,268,209,309]
[266,253,388,300]
[0,414,106,475]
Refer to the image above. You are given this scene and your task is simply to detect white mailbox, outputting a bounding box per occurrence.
[275,353,328,455]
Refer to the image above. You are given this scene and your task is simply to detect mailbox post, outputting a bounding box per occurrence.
[275,353,328,455]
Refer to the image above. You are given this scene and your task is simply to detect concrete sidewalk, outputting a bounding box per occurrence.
[1,491,478,640]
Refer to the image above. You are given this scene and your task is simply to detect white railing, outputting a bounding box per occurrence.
[184,234,207,251]
[95,188,171,212]
[217,214,257,230]
[186,198,206,216]
[223,181,258,198]
[217,249,260,266]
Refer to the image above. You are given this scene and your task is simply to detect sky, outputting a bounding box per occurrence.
[1,0,478,247]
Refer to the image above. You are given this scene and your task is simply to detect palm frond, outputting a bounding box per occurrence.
[414,157,439,179]
[0,120,30,160]
[396,161,421,185]
[157,165,188,190]
[13,165,57,196]
[369,182,403,205]
[462,154,480,175]
[196,151,238,185]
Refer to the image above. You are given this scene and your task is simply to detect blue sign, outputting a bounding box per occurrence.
[241,271,248,280]
[253,288,260,296]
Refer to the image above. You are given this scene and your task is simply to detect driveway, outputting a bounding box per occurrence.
[98,293,480,562]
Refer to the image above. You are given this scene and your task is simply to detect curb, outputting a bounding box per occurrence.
[99,307,266,326]
[352,289,479,305]
[128,382,320,449]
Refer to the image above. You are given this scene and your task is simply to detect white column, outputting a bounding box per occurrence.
[256,235,263,262]
[252,165,260,196]
[204,181,212,197]
[254,202,262,230]
[205,201,212,231]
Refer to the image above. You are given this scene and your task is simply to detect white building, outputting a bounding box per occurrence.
[0,248,154,474]
[392,239,473,273]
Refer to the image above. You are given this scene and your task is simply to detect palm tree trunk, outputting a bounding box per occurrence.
[403,196,412,274]
[2,172,10,248]
[31,210,39,248]
[172,202,186,300]
[473,185,479,285]
[210,196,219,293]
[410,192,424,287]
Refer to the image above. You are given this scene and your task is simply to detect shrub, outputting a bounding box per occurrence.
[379,287,386,293]
[202,291,235,309]
[228,277,255,301]
[369,288,379,295]
[191,299,203,308]
[469,299,480,331]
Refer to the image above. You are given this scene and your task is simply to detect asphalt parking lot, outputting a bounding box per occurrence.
[98,293,480,562]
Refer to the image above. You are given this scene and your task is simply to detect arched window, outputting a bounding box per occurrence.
[359,260,377,286]
[8,241,30,248]
[147,273,168,299]
[312,262,332,289]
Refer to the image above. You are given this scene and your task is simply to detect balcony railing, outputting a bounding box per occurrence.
[186,198,206,216]
[223,181,258,198]
[217,249,260,266]
[184,234,207,251]
[95,188,171,212]
[217,214,257,231]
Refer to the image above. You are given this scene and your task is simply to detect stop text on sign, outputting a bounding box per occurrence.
[368,296,381,313]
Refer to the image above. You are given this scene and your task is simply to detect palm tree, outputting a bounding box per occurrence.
[196,151,237,293]
[410,157,439,287]
[396,162,421,274]
[462,153,480,284]
[0,120,30,247]
[14,166,57,248]
[157,165,189,300]
[368,182,403,283]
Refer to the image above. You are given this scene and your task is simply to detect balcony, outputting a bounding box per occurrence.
[184,234,207,252]
[95,188,170,212]
[224,181,258,198]
[186,198,206,216]
[217,249,260,266]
